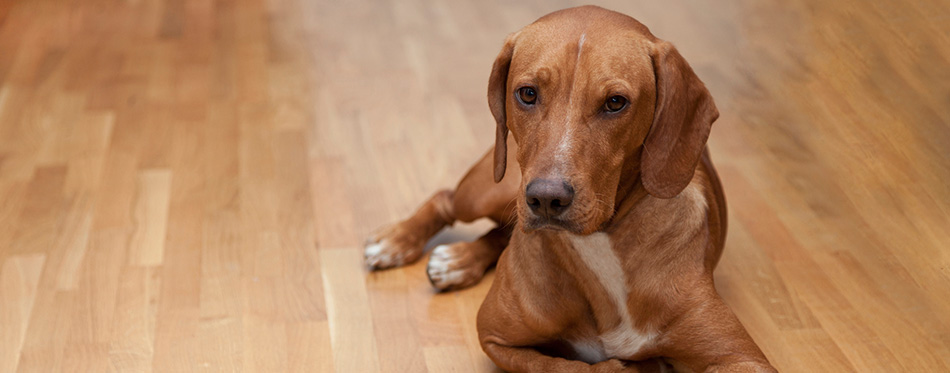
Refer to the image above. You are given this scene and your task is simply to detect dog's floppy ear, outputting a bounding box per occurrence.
[642,41,719,198]
[488,32,518,183]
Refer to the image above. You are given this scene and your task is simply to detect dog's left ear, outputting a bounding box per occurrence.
[642,41,719,199]
[487,32,519,183]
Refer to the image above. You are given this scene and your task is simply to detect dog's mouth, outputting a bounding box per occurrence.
[519,196,609,235]
[517,178,616,234]
[521,215,584,234]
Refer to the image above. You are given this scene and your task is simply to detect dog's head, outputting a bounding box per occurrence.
[489,6,719,234]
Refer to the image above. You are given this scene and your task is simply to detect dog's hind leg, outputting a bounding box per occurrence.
[365,145,520,271]
[426,225,511,291]
[364,189,456,269]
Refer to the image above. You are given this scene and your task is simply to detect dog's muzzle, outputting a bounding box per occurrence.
[525,178,575,221]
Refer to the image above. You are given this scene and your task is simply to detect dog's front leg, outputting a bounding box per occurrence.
[426,225,511,291]
[663,289,777,373]
[482,341,648,373]
[702,361,778,373]
[364,190,456,269]
[477,275,666,373]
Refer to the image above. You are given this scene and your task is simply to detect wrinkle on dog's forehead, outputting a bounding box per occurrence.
[513,31,652,96]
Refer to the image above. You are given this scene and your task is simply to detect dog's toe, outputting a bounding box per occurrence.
[426,244,482,291]
[363,240,389,269]
[364,239,419,270]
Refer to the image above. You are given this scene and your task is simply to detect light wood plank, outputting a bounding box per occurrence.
[321,248,380,373]
[0,254,45,373]
[128,169,172,267]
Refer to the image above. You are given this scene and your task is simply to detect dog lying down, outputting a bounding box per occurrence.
[365,5,777,373]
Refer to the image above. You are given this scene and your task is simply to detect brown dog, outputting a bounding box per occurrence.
[364,6,776,372]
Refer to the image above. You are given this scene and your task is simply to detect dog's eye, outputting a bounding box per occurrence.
[604,96,627,112]
[517,87,538,105]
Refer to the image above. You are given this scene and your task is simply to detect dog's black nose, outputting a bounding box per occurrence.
[525,179,575,218]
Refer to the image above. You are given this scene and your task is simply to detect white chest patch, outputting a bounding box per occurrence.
[567,233,655,360]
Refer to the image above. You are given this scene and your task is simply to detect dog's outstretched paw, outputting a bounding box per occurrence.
[426,243,486,291]
[363,226,425,270]
[363,240,410,269]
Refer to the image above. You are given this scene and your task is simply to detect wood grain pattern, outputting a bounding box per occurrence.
[0,0,948,371]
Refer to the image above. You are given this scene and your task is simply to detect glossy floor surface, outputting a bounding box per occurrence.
[1,0,948,371]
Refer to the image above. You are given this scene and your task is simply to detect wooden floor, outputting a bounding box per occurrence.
[1,0,948,371]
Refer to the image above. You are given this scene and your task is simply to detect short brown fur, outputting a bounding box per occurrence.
[365,6,775,372]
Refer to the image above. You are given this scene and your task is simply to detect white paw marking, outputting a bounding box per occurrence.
[363,240,397,269]
[427,244,467,288]
[364,241,384,256]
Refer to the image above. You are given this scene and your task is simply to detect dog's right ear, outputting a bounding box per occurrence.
[488,32,519,183]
